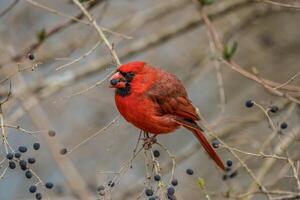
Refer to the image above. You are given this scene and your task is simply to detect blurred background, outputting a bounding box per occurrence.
[0,0,300,199]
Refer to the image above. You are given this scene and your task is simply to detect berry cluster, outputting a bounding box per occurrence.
[4,131,56,200]
[142,150,182,200]
[245,100,289,132]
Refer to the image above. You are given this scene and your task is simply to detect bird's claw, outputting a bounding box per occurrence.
[142,136,157,150]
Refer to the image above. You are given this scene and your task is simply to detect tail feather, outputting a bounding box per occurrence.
[192,129,225,171]
[175,119,225,171]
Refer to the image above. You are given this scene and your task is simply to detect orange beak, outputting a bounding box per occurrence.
[109,72,127,89]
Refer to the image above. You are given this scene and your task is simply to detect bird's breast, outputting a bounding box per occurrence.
[115,94,178,134]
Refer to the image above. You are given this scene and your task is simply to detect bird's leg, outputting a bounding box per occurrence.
[133,130,143,154]
[142,132,157,150]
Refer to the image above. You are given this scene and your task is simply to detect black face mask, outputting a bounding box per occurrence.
[116,72,135,97]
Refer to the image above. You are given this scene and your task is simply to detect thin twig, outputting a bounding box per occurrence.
[273,71,300,90]
[56,41,101,70]
[54,68,115,102]
[72,0,121,66]
[0,0,19,17]
[262,0,300,10]
[25,0,89,24]
[193,0,300,104]
[66,116,119,155]
[287,155,300,191]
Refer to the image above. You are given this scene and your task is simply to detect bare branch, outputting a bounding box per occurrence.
[72,0,121,66]
[0,0,19,18]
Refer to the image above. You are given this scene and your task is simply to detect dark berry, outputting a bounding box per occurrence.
[18,146,27,153]
[45,182,54,189]
[212,140,219,148]
[19,160,27,170]
[108,181,114,187]
[29,185,37,193]
[35,193,42,200]
[171,179,178,186]
[153,150,160,158]
[27,53,35,60]
[97,185,105,191]
[6,153,13,160]
[226,160,233,167]
[8,161,16,169]
[48,130,56,137]
[149,197,156,200]
[28,157,36,164]
[19,160,27,167]
[245,100,254,108]
[270,106,278,113]
[167,187,175,196]
[154,174,161,181]
[25,171,32,179]
[14,153,21,158]
[186,168,194,175]
[280,122,288,129]
[110,79,119,86]
[145,188,154,196]
[33,143,40,150]
[60,148,67,155]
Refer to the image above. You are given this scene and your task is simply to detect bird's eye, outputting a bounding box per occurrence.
[126,72,134,78]
[118,70,135,81]
[125,72,135,81]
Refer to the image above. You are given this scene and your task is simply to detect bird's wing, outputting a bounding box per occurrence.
[146,69,200,121]
[146,68,225,171]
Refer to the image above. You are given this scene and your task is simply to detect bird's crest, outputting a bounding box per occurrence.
[118,61,146,74]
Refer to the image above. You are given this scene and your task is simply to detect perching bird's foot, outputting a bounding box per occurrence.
[142,136,157,150]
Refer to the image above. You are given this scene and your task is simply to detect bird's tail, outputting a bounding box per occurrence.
[175,119,225,171]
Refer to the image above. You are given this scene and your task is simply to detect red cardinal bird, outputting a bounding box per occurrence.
[109,61,225,171]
